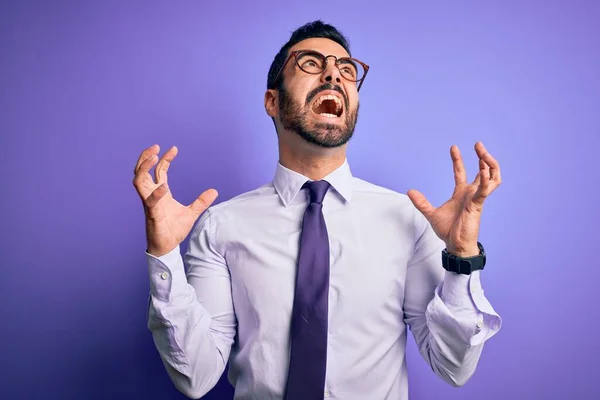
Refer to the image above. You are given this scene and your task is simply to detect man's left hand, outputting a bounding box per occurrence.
[407,142,502,257]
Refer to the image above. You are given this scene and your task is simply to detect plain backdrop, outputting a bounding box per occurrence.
[1,1,599,399]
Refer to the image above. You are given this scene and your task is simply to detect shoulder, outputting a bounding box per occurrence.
[351,177,414,209]
[190,182,277,246]
[207,182,277,220]
[350,176,431,233]
[201,181,283,231]
[353,177,443,258]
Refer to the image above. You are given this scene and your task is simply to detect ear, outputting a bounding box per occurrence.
[264,89,278,118]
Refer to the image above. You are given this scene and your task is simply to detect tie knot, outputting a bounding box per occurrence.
[303,180,331,204]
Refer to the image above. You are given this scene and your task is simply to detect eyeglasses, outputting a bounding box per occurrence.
[273,50,370,92]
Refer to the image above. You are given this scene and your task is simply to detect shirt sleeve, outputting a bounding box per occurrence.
[146,208,236,399]
[402,210,502,387]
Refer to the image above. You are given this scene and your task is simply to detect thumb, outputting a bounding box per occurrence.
[407,189,436,220]
[190,188,219,216]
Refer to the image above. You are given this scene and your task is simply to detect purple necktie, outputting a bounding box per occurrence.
[285,180,331,400]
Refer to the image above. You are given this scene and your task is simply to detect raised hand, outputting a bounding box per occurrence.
[132,144,218,257]
[407,142,502,257]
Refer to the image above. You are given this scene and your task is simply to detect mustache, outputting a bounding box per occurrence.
[305,83,348,109]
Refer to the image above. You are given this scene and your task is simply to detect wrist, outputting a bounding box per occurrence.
[446,244,480,258]
[147,244,176,258]
[442,242,486,275]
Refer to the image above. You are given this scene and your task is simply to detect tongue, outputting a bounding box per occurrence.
[314,99,338,116]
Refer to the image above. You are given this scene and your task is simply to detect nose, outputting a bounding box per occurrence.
[320,56,342,85]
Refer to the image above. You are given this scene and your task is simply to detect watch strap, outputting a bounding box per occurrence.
[441,242,486,275]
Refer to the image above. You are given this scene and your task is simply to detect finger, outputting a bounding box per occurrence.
[407,189,436,220]
[132,154,160,197]
[145,183,169,208]
[189,189,219,216]
[133,154,160,189]
[134,144,160,175]
[450,145,467,186]
[479,157,490,185]
[474,141,497,180]
[472,171,480,186]
[137,153,159,174]
[154,146,178,184]
[474,141,488,159]
[472,159,492,206]
[481,149,501,183]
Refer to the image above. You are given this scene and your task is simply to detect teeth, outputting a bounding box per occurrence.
[319,113,338,118]
[314,94,343,114]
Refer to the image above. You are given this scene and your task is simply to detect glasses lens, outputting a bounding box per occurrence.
[296,52,325,74]
[295,52,366,84]
[338,58,365,82]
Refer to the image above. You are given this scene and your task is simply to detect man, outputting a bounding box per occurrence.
[133,20,502,400]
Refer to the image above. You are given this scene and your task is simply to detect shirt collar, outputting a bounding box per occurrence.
[273,159,354,207]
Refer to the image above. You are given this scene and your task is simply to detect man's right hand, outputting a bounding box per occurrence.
[132,144,218,257]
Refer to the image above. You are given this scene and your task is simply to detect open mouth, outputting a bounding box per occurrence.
[311,94,343,118]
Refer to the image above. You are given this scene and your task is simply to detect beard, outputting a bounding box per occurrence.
[278,83,359,148]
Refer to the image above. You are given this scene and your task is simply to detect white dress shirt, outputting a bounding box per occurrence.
[146,160,502,400]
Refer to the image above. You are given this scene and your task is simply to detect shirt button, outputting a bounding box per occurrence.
[324,391,329,398]
[160,272,169,280]
[476,321,483,330]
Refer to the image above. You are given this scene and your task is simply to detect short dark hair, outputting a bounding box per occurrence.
[266,20,351,90]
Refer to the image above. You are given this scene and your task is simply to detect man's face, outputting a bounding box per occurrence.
[277,38,360,148]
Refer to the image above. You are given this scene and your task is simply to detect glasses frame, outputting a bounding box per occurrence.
[273,50,370,92]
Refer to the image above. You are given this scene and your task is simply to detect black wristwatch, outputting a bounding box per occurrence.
[441,242,486,275]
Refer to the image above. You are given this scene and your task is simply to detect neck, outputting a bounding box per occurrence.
[278,132,347,181]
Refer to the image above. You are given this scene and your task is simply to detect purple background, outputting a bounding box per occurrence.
[1,1,599,399]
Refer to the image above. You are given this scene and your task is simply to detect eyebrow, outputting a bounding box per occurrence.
[338,58,358,70]
[296,49,351,58]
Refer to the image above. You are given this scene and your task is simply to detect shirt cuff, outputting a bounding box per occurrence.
[439,270,502,344]
[440,270,476,308]
[146,245,188,302]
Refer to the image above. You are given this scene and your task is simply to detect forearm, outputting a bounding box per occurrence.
[421,271,501,386]
[147,246,231,399]
[405,203,502,386]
